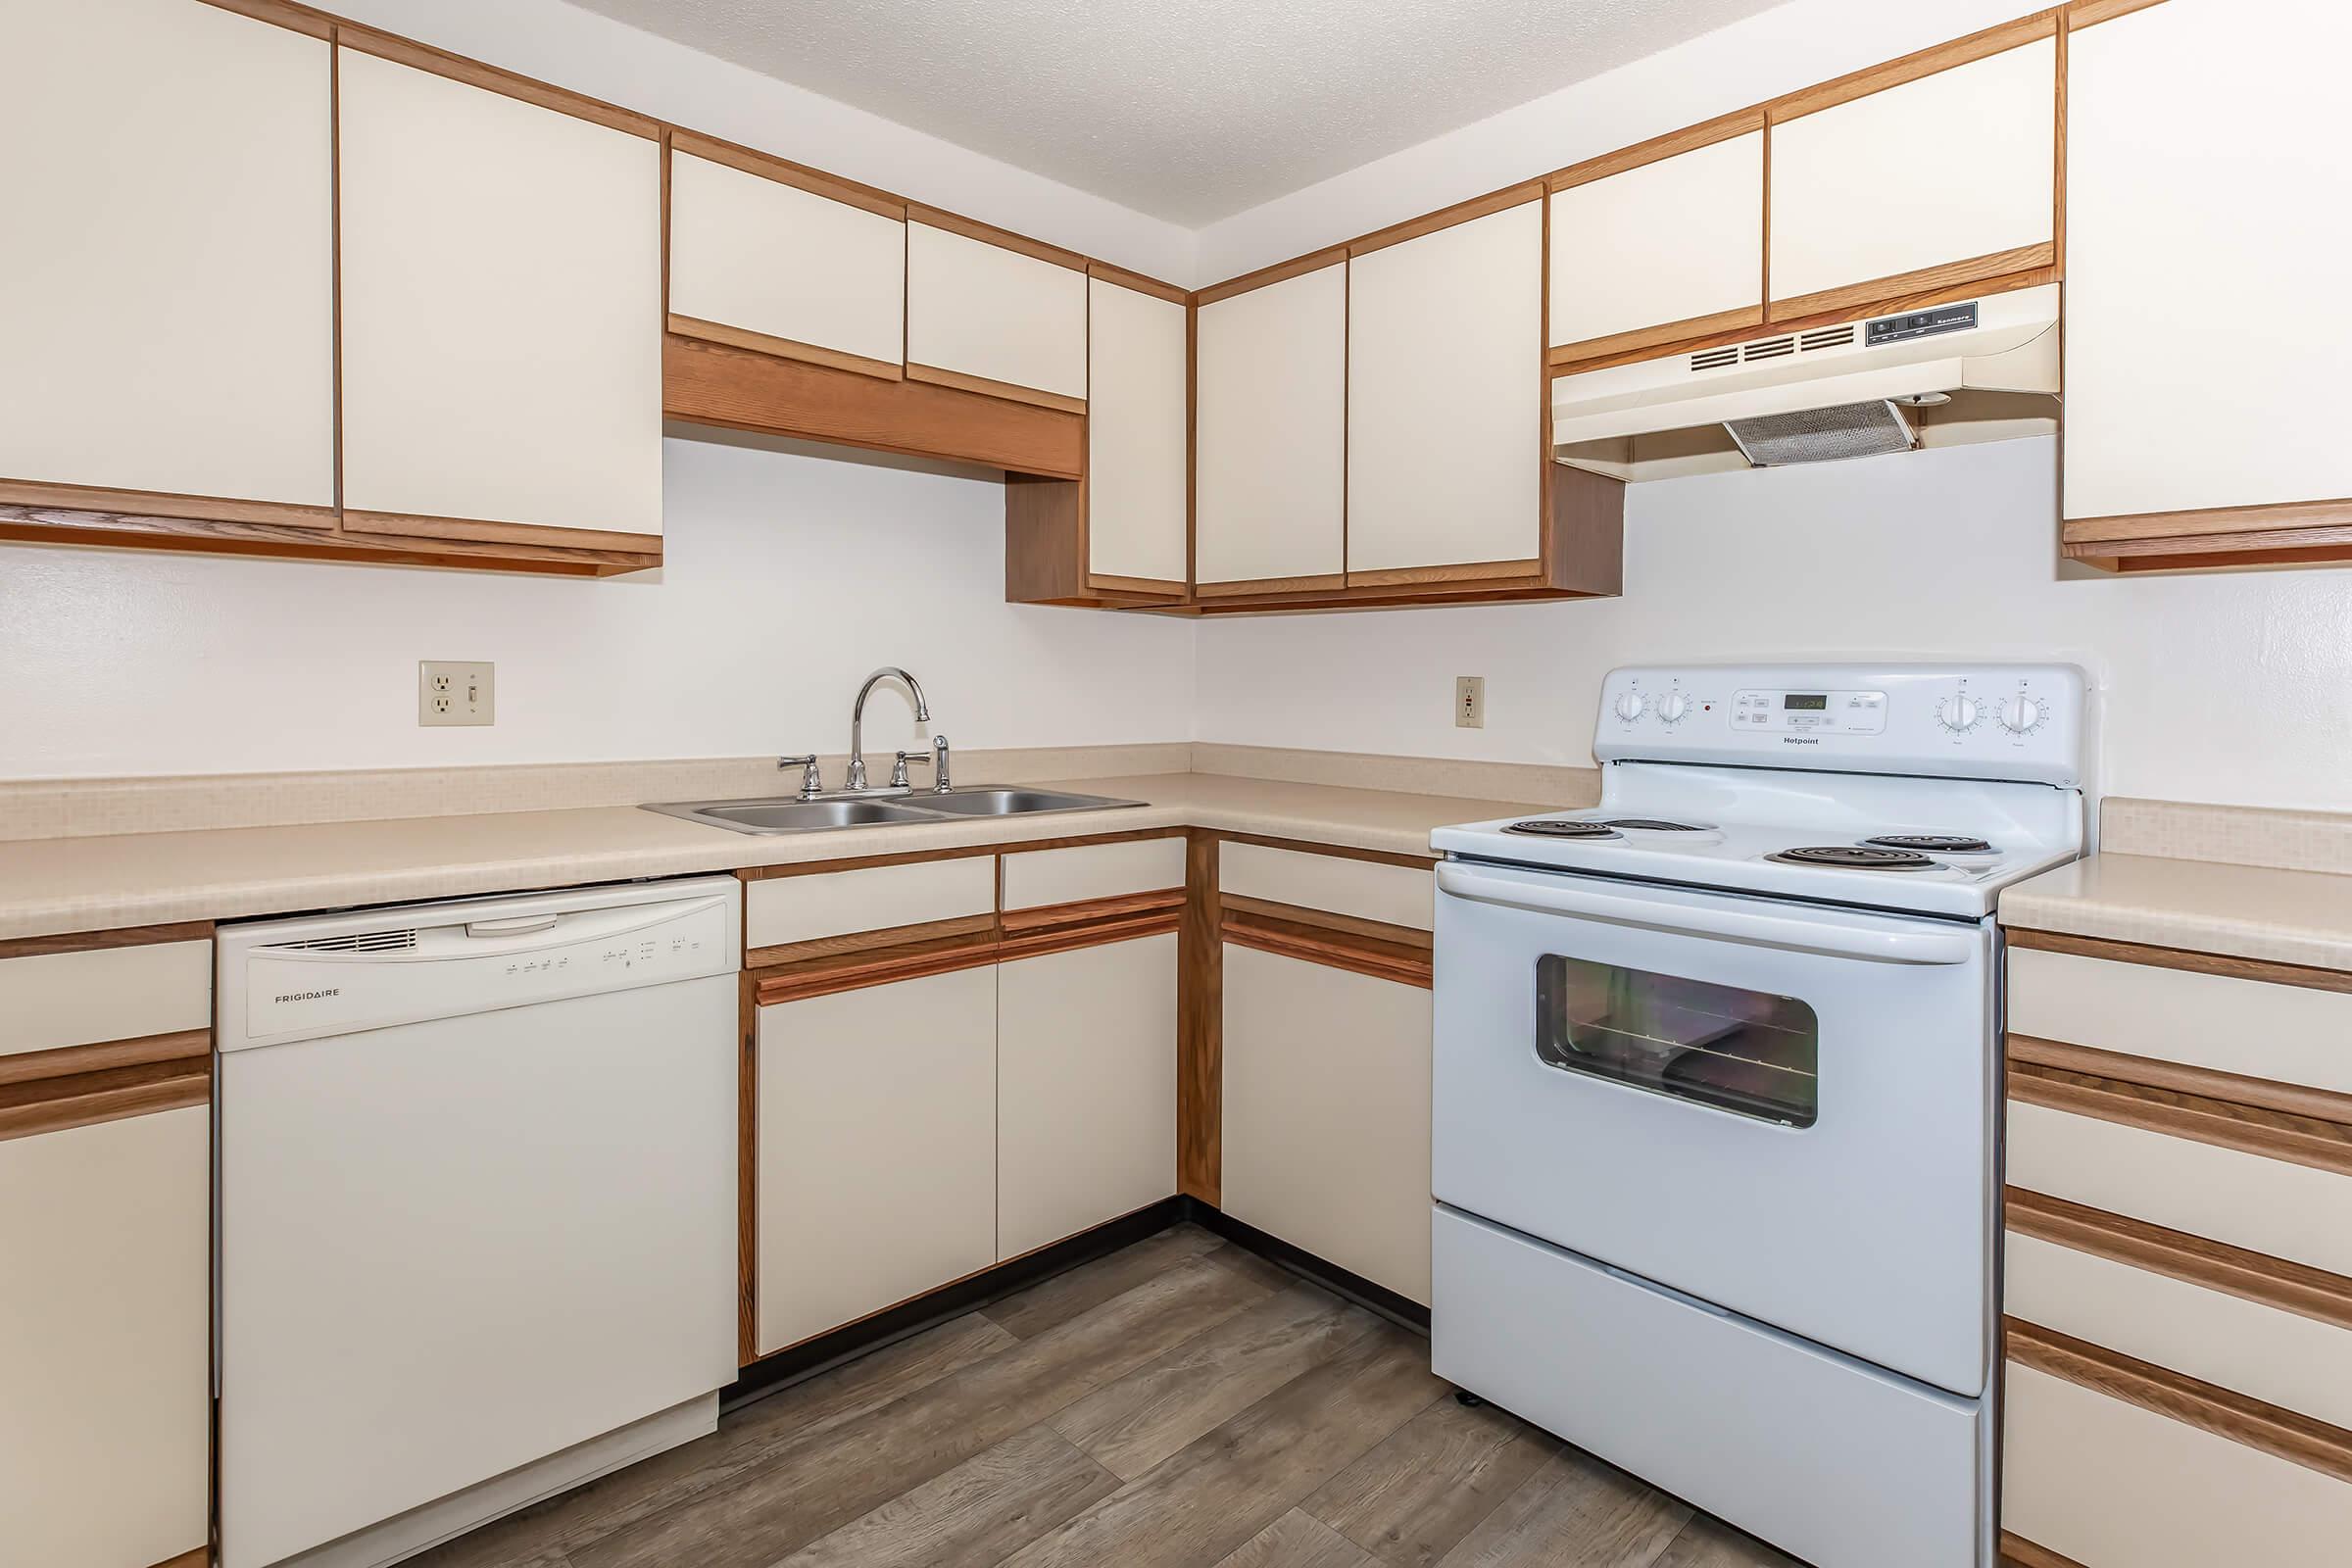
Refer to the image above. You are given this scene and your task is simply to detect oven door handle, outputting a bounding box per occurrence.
[1436,863,1980,965]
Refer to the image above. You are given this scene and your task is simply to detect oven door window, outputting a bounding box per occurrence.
[1535,955,1819,1127]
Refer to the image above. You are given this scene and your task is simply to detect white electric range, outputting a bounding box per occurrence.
[1429,662,2086,1568]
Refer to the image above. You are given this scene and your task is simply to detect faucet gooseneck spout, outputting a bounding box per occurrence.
[847,667,929,792]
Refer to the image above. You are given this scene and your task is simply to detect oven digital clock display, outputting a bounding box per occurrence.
[1783,694,1829,710]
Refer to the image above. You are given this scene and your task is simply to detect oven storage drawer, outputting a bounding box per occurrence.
[1433,1206,1984,1568]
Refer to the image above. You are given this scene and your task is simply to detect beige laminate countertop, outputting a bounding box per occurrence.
[2000,852,2352,974]
[0,772,1550,941]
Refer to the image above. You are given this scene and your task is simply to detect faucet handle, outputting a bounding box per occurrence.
[777,755,823,799]
[889,750,933,790]
[930,733,952,792]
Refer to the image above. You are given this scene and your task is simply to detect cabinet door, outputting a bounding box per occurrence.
[0,1106,209,1568]
[0,0,333,514]
[999,933,1178,1258]
[1769,35,2056,310]
[338,45,662,539]
[1548,128,1763,360]
[756,967,996,1352]
[666,144,906,378]
[905,221,1087,408]
[1221,945,1434,1304]
[1195,263,1348,591]
[1085,277,1189,588]
[2065,0,2352,523]
[1347,198,1544,577]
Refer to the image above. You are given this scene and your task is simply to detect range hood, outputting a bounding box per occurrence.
[1551,283,2060,481]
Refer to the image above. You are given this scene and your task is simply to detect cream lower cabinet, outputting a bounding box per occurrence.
[1195,262,1348,593]
[1,1106,210,1568]
[998,933,1179,1258]
[755,966,998,1354]
[1220,944,1434,1304]
[0,0,334,515]
[337,43,662,542]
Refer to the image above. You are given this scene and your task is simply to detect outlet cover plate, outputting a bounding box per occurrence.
[1455,675,1485,729]
[419,661,495,726]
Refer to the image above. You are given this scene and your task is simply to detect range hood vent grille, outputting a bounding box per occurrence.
[1690,344,1741,370]
[1742,335,1796,362]
[1724,399,1916,466]
[1799,325,1856,351]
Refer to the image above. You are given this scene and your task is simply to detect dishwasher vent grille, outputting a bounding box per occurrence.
[265,928,420,955]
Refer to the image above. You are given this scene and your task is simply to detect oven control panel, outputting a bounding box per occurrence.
[1596,663,2086,787]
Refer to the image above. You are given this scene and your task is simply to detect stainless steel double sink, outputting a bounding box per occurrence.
[644,786,1147,837]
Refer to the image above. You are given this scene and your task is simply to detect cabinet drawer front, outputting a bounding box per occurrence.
[1769,37,2055,305]
[1221,944,1433,1303]
[1085,277,1189,584]
[667,150,906,370]
[756,966,998,1351]
[1548,130,1763,352]
[2004,1361,2352,1568]
[745,858,997,950]
[905,222,1087,400]
[1002,837,1185,911]
[1195,263,1348,587]
[2007,1101,2352,1278]
[2007,1230,2352,1435]
[1219,842,1431,931]
[0,1105,210,1568]
[0,0,335,509]
[1,940,212,1058]
[998,933,1177,1258]
[2010,946,2352,1096]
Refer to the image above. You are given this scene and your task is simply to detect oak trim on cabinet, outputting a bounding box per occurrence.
[334,23,660,138]
[195,0,334,39]
[905,204,1091,273]
[996,907,1181,963]
[666,314,904,382]
[1214,831,1434,872]
[340,508,663,557]
[2005,1316,2352,1487]
[1195,247,1351,307]
[0,922,215,961]
[2009,1060,2352,1179]
[1217,895,1433,954]
[1348,181,1546,259]
[1178,831,1224,1205]
[1086,261,1189,306]
[1347,559,1542,589]
[2068,0,2169,29]
[906,362,1087,416]
[665,333,1083,479]
[1007,476,1186,608]
[1220,905,1434,989]
[667,127,905,220]
[747,912,1001,972]
[1766,241,2057,325]
[2005,927,2352,996]
[1767,11,2062,123]
[0,1057,212,1143]
[2009,1033,2352,1132]
[1547,108,1765,190]
[998,889,1185,938]
[738,967,759,1364]
[1998,1532,2089,1568]
[1546,304,1766,372]
[1194,572,1352,599]
[2006,1186,2352,1334]
[2062,496,2352,572]
[0,478,335,531]
[750,926,1004,1007]
[1088,572,1187,596]
[0,1031,212,1092]
[0,504,661,576]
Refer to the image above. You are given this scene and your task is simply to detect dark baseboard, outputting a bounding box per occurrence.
[722,1195,1428,1412]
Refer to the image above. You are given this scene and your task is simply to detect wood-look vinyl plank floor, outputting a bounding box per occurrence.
[435,1229,1816,1568]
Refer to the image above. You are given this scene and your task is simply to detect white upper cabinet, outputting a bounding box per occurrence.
[1085,277,1189,586]
[1548,128,1764,356]
[666,143,906,377]
[1347,199,1544,576]
[337,45,662,538]
[905,221,1088,407]
[0,0,333,513]
[1195,262,1348,589]
[2064,0,2352,523]
[1769,35,2057,306]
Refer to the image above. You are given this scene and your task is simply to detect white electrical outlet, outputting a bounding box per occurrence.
[1455,675,1485,729]
[419,662,495,726]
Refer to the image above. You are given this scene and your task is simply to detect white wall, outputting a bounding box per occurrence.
[333,0,1195,281]
[0,435,1194,778]
[1195,439,2352,812]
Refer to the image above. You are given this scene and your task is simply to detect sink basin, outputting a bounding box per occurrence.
[903,787,1144,817]
[643,786,1144,835]
[643,798,943,835]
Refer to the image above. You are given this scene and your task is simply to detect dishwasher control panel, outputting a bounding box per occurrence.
[218,877,742,1050]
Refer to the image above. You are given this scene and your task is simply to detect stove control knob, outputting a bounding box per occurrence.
[1654,693,1689,723]
[1614,692,1646,722]
[1936,695,1981,732]
[1999,695,2044,733]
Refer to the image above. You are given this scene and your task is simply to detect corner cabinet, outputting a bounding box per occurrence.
[0,0,335,524]
[336,41,663,556]
[1346,195,1545,583]
[2061,0,2352,570]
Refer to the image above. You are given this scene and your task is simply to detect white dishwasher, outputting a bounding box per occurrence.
[216,877,741,1568]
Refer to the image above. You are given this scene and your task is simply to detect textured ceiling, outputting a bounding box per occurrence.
[565,0,1789,223]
